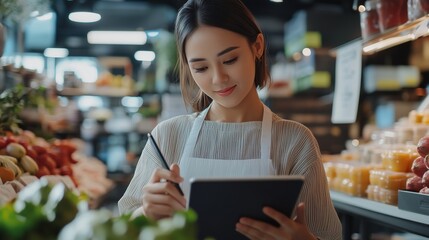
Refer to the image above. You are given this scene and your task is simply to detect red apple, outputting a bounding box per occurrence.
[406,176,425,192]
[411,156,428,177]
[425,155,429,170]
[417,136,429,157]
[422,170,429,187]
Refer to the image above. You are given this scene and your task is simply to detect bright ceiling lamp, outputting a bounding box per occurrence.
[88,31,147,45]
[69,11,101,23]
[37,12,54,21]
[134,50,156,61]
[44,48,69,58]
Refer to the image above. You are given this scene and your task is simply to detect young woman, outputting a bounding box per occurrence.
[118,0,342,239]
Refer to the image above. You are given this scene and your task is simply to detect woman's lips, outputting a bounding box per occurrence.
[216,85,236,96]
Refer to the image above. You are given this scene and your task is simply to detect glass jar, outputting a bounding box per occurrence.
[360,0,381,39]
[377,0,408,32]
[408,0,429,21]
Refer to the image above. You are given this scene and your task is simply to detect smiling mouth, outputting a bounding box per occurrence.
[216,86,236,96]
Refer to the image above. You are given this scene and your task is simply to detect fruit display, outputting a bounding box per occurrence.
[0,130,114,206]
[0,131,77,184]
[325,133,428,205]
[0,84,114,206]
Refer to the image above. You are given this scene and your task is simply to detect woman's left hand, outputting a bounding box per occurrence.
[236,202,317,240]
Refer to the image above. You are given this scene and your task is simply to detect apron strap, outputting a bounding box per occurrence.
[260,104,272,160]
[180,107,210,162]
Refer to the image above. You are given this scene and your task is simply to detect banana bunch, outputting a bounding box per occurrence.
[0,154,39,178]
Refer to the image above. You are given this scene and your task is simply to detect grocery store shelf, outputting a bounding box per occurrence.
[363,15,429,54]
[330,191,429,238]
[57,87,137,97]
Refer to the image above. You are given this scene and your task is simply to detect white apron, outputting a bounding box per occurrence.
[179,104,276,201]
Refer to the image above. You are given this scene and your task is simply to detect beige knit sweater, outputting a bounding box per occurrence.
[118,112,342,239]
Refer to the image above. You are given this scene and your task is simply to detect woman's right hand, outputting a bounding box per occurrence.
[142,163,186,220]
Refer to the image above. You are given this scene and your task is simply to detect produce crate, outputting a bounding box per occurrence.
[398,190,429,215]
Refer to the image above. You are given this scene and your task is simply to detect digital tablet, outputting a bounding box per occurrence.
[188,175,304,240]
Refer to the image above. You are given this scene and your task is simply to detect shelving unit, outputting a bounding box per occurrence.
[331,191,429,239]
[57,87,137,97]
[329,14,429,240]
[362,15,429,54]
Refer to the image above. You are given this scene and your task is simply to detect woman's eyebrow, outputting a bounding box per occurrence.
[188,46,239,63]
[217,46,239,56]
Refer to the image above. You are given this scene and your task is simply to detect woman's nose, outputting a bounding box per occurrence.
[212,65,228,83]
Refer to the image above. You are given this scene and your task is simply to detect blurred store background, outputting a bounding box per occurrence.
[1,0,429,239]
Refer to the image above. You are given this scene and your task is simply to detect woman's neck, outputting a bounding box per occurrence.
[207,97,264,123]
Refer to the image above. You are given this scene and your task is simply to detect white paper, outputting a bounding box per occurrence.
[332,40,362,124]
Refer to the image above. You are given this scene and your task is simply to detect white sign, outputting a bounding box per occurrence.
[332,40,362,124]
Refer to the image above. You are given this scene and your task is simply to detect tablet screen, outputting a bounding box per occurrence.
[188,176,304,240]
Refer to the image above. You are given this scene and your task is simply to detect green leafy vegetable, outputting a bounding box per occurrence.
[58,209,198,240]
[0,84,54,134]
[0,177,200,239]
[0,178,83,240]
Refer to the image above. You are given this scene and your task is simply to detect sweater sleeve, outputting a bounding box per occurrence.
[117,136,162,215]
[117,116,192,215]
[287,126,342,240]
[298,161,342,240]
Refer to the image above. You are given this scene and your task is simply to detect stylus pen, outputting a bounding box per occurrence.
[147,133,184,196]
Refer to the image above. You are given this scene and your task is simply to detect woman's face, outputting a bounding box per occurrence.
[185,25,263,109]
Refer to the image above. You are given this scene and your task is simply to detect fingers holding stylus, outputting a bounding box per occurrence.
[142,189,186,218]
[143,164,186,216]
[150,164,184,184]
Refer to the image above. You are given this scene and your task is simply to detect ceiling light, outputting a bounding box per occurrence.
[37,12,54,21]
[302,48,312,56]
[44,48,69,58]
[69,11,101,23]
[88,31,147,45]
[121,96,144,108]
[31,11,41,18]
[147,31,160,38]
[134,50,156,61]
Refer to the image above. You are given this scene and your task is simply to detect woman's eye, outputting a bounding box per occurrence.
[224,57,238,65]
[194,67,207,73]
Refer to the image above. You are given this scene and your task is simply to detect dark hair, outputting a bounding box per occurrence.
[175,0,270,112]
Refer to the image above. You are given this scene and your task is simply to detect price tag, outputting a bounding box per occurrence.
[332,40,362,124]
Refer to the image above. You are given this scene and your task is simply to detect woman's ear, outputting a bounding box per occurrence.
[253,33,265,59]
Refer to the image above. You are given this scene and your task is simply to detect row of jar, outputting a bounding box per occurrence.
[360,0,429,39]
